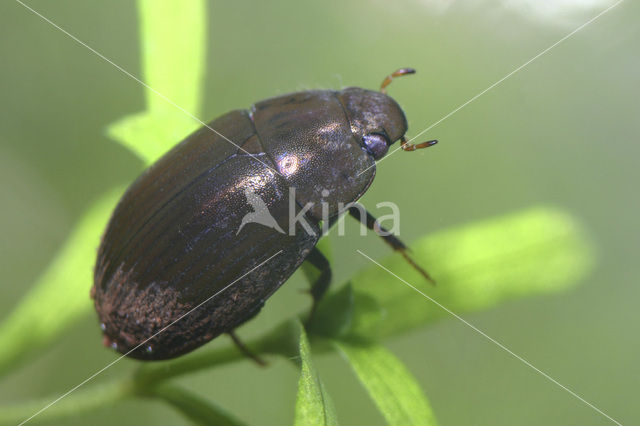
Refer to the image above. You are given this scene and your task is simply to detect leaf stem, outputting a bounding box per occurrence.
[0,379,133,425]
[135,319,302,386]
[142,383,247,426]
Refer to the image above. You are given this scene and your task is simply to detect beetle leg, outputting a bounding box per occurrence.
[228,330,267,366]
[347,206,436,284]
[305,246,333,317]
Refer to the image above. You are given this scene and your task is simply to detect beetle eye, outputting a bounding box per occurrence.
[362,134,389,160]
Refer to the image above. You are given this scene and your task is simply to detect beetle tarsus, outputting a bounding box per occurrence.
[399,250,436,285]
[347,206,436,285]
[228,330,267,366]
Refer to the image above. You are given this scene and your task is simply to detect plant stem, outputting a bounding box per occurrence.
[0,379,133,425]
[143,383,247,426]
[134,319,302,387]
[0,318,326,425]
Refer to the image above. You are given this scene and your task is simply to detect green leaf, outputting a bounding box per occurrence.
[0,0,208,382]
[348,206,595,339]
[295,322,338,426]
[146,384,246,426]
[0,188,124,377]
[108,0,207,165]
[335,340,437,426]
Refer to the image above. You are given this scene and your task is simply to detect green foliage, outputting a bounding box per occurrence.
[294,323,338,426]
[0,206,594,424]
[0,187,124,377]
[0,2,596,425]
[348,207,593,340]
[107,0,206,165]
[334,340,437,426]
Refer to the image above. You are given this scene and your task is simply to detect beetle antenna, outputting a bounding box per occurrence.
[380,68,416,94]
[400,136,438,151]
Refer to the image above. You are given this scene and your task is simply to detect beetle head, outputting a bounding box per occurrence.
[337,87,408,160]
[337,68,437,161]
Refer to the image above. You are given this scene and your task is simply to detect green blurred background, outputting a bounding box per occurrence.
[1,0,638,424]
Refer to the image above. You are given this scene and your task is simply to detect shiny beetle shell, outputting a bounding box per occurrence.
[92,84,411,360]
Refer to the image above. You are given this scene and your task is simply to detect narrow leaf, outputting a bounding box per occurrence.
[348,207,594,339]
[0,188,123,377]
[108,0,207,165]
[295,323,338,426]
[335,340,437,426]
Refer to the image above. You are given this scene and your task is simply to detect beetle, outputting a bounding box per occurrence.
[92,68,437,360]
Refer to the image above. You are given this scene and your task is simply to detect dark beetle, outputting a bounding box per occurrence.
[92,68,437,360]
